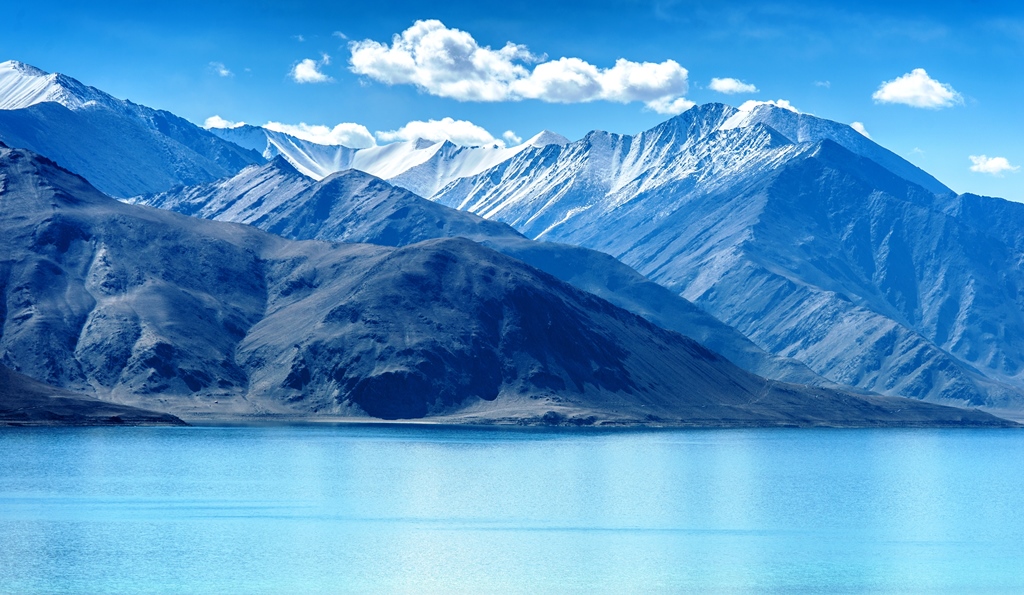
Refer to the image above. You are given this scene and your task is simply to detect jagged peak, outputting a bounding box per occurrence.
[669,102,737,122]
[643,102,740,145]
[0,60,48,77]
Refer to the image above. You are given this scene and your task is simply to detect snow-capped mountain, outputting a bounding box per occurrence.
[7,143,992,426]
[718,103,951,196]
[210,123,569,196]
[0,60,261,197]
[135,158,826,386]
[428,103,1024,411]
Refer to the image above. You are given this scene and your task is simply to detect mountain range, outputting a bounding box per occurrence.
[425,103,1024,412]
[1,60,1021,424]
[134,156,826,387]
[5,143,998,426]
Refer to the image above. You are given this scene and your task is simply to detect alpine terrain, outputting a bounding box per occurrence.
[2,143,1006,426]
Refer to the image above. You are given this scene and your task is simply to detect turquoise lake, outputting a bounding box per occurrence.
[1,425,1022,593]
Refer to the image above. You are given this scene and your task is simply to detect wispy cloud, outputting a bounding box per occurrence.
[375,117,508,147]
[209,62,233,77]
[207,114,524,149]
[264,121,375,148]
[813,80,831,89]
[737,99,802,113]
[205,115,376,148]
[646,97,695,115]
[969,155,1019,176]
[204,115,244,129]
[872,68,962,109]
[348,19,691,113]
[708,77,758,94]
[290,54,332,84]
[850,121,871,138]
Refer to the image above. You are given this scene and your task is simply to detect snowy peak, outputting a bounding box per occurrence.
[526,130,571,148]
[0,61,262,197]
[714,102,951,195]
[654,102,739,142]
[0,60,114,111]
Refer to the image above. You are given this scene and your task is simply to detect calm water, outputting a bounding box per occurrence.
[1,426,1022,594]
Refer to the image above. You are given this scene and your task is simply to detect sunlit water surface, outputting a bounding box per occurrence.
[1,425,1022,594]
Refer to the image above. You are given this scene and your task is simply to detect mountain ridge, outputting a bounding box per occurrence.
[0,60,263,197]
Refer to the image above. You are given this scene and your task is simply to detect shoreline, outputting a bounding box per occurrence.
[3,415,1019,430]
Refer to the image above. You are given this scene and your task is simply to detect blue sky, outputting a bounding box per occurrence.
[4,0,1023,200]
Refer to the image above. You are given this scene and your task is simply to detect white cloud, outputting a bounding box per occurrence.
[333,31,348,40]
[646,96,696,115]
[349,20,691,110]
[814,80,831,88]
[204,115,245,129]
[850,121,871,139]
[209,62,233,77]
[290,55,333,84]
[592,58,689,103]
[969,155,1019,176]
[502,130,522,145]
[737,99,802,113]
[375,117,506,147]
[872,68,962,109]
[264,121,376,148]
[708,77,758,94]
